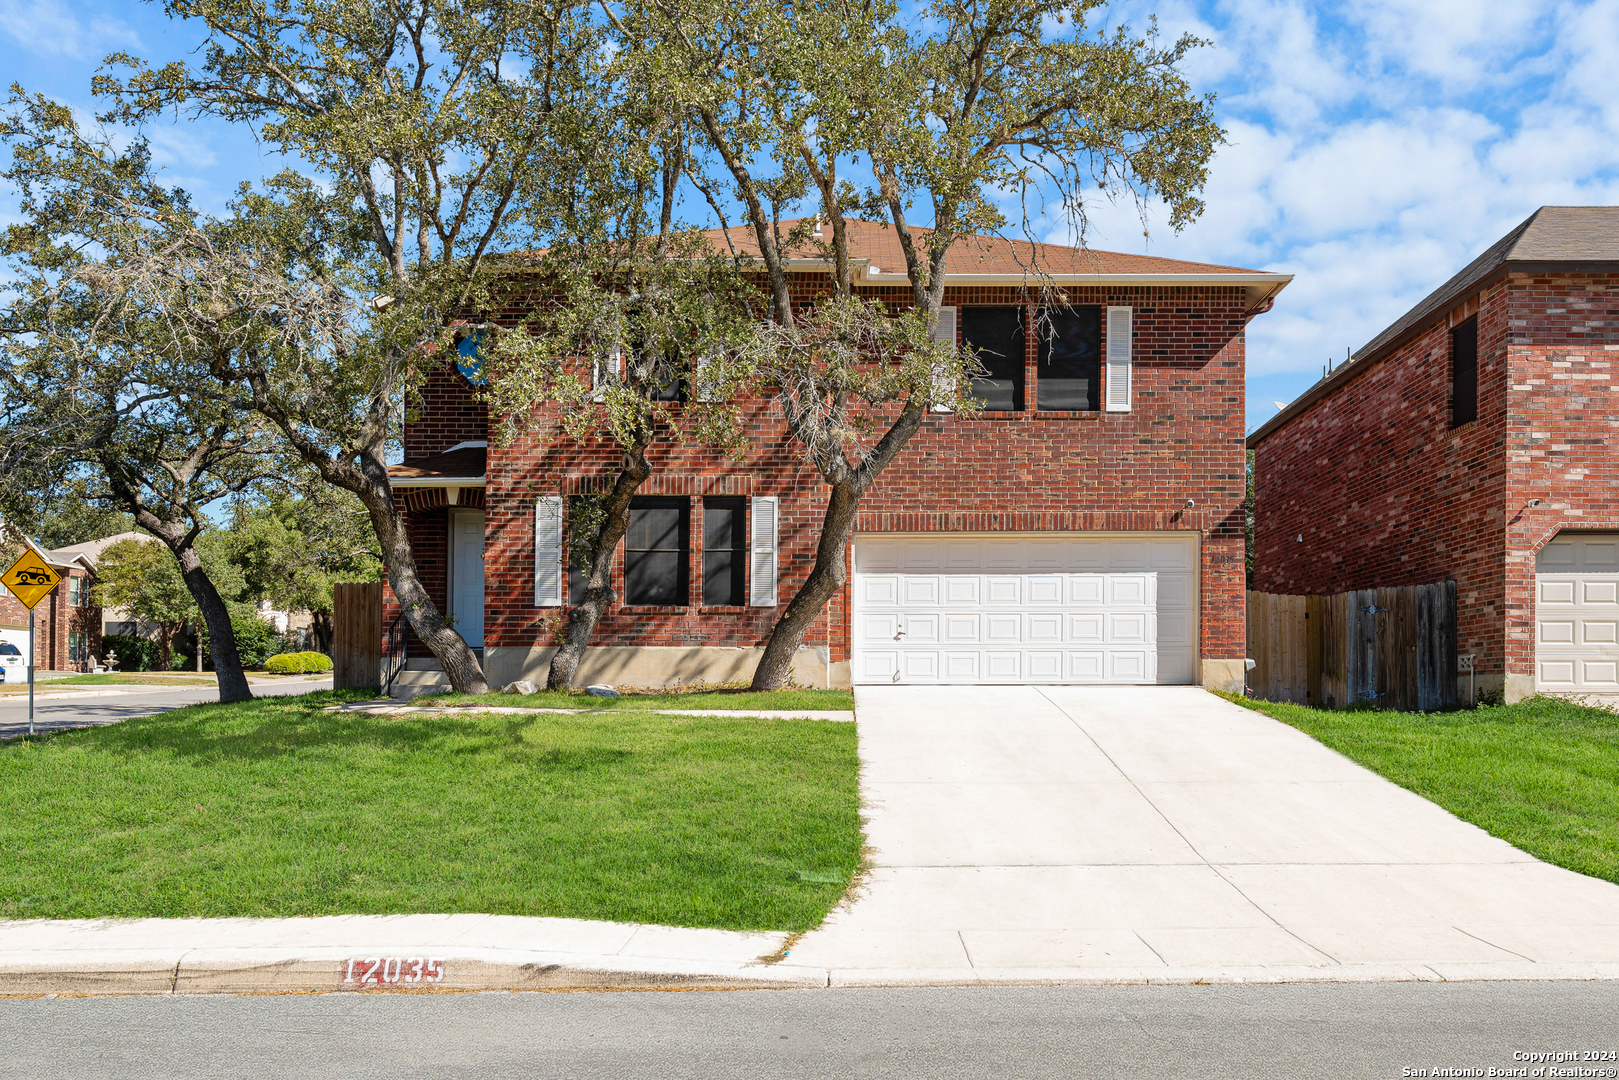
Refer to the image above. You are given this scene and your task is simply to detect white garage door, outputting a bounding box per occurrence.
[852,533,1197,685]
[1536,532,1619,692]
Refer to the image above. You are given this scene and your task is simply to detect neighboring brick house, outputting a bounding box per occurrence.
[1247,206,1619,703]
[0,544,100,672]
[388,220,1291,691]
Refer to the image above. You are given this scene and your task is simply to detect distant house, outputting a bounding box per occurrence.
[1248,206,1619,703]
[50,531,156,638]
[0,542,99,671]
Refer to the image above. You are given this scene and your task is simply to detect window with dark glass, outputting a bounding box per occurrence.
[702,498,746,606]
[961,306,1026,411]
[1036,306,1102,411]
[1451,316,1477,428]
[625,497,690,606]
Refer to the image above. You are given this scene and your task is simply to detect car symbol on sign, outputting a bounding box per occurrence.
[11,568,53,585]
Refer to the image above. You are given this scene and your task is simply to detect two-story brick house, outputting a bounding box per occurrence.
[1248,206,1619,703]
[0,543,100,672]
[388,220,1290,692]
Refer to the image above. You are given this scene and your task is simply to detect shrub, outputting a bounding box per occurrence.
[100,634,159,672]
[264,651,333,674]
[228,617,285,670]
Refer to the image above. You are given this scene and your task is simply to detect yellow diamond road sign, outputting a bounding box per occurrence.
[2,547,61,610]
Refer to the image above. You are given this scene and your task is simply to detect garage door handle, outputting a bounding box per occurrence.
[893,629,905,640]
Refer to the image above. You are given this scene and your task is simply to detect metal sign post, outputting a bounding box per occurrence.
[27,608,34,737]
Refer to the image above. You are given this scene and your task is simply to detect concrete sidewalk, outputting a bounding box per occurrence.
[782,685,1619,986]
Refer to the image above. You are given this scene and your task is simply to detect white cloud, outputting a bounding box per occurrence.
[0,0,139,60]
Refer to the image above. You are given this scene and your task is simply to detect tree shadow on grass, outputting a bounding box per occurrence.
[44,692,634,770]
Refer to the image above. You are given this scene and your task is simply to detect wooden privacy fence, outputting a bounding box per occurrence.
[1247,582,1458,711]
[332,581,383,691]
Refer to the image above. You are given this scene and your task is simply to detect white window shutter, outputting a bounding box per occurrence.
[693,353,720,402]
[749,495,778,607]
[1105,306,1133,412]
[592,347,622,402]
[534,496,564,607]
[929,305,958,412]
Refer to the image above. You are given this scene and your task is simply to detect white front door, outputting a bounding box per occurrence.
[851,533,1198,685]
[1535,531,1619,692]
[450,510,486,648]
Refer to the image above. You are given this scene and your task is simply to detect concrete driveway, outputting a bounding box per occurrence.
[785,686,1619,984]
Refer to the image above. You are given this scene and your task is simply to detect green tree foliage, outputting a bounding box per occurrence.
[95,537,246,671]
[225,486,382,654]
[7,480,134,550]
[0,95,292,702]
[91,0,613,696]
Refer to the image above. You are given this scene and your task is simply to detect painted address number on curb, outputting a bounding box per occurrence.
[343,957,445,986]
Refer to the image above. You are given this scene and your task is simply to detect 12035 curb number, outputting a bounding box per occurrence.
[343,957,445,986]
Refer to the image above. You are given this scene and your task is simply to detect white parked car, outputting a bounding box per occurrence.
[0,642,23,683]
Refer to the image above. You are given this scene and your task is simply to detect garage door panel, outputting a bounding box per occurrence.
[862,576,899,606]
[1067,576,1105,605]
[985,652,1022,679]
[1585,581,1619,605]
[985,614,1021,642]
[1536,532,1619,693]
[1583,659,1619,686]
[861,614,900,643]
[853,535,1196,686]
[902,651,940,680]
[1583,620,1619,645]
[1068,613,1105,642]
[1027,613,1063,642]
[903,577,940,605]
[1540,580,1576,605]
[903,614,940,643]
[1110,613,1149,643]
[1027,576,1063,604]
[986,577,1021,604]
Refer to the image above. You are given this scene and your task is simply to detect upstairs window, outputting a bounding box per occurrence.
[625,497,690,606]
[702,498,747,606]
[1036,306,1102,411]
[1451,316,1478,428]
[962,306,1026,411]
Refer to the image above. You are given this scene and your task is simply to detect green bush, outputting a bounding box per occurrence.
[264,651,333,674]
[100,634,159,672]
[226,617,284,670]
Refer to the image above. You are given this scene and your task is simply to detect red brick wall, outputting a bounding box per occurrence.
[405,364,487,461]
[0,567,99,672]
[464,281,1251,665]
[1252,271,1619,684]
[1503,271,1619,679]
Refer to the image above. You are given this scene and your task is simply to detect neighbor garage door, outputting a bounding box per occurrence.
[851,533,1197,685]
[1536,531,1619,693]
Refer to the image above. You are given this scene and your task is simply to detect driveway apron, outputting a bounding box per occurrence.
[785,686,1619,984]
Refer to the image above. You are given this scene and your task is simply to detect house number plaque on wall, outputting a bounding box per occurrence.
[343,957,446,986]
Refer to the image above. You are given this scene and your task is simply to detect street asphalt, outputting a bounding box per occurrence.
[0,676,334,739]
[2,980,1616,1079]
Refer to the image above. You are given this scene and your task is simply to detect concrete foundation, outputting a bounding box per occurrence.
[1200,658,1246,695]
[485,645,852,691]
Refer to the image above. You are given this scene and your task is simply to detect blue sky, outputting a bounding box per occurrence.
[5,0,1618,432]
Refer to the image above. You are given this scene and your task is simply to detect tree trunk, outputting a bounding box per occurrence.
[171,542,254,702]
[547,445,653,690]
[750,482,861,691]
[311,610,334,654]
[360,477,490,695]
[156,622,175,672]
[751,405,930,691]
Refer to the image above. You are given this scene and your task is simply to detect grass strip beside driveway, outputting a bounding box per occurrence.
[424,687,855,712]
[1223,692,1619,884]
[0,691,861,932]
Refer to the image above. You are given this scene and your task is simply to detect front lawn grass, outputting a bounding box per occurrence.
[0,690,862,931]
[425,686,855,712]
[45,673,220,686]
[1223,692,1619,883]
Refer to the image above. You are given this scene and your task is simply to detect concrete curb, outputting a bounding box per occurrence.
[326,702,855,722]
